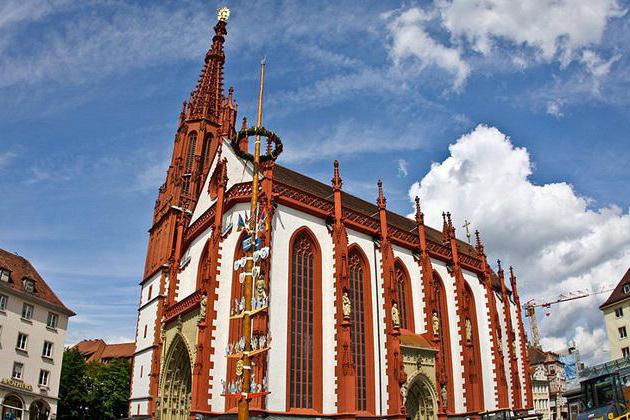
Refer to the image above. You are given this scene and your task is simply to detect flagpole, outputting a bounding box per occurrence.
[238,58,266,420]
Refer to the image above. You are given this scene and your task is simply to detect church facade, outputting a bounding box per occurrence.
[129,9,533,420]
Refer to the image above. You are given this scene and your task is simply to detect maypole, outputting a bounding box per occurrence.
[223,54,282,420]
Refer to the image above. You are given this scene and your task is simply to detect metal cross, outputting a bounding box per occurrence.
[462,220,471,244]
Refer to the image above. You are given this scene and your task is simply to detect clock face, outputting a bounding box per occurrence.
[217,7,230,22]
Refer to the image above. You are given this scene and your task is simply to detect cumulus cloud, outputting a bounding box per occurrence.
[386,7,470,89]
[408,124,630,364]
[439,0,625,64]
[385,1,625,89]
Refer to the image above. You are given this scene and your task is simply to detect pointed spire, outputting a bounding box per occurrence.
[377,179,386,209]
[189,9,229,120]
[497,259,503,274]
[238,117,248,154]
[332,160,342,191]
[509,266,519,297]
[475,230,485,255]
[441,212,450,242]
[414,197,424,225]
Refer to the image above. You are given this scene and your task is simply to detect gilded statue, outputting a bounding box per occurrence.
[432,311,440,336]
[342,291,351,319]
[392,302,400,328]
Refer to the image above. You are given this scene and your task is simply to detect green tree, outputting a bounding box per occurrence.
[58,348,131,419]
[58,348,88,419]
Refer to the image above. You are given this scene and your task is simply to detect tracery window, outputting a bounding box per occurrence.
[348,248,374,413]
[183,131,197,193]
[287,230,322,411]
[395,261,413,330]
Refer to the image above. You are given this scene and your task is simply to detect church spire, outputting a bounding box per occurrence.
[188,7,230,121]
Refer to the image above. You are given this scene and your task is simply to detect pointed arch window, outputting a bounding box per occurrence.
[395,260,414,331]
[183,131,197,193]
[287,229,322,412]
[348,247,375,414]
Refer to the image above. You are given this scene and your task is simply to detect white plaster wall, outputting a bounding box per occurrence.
[462,269,496,411]
[392,245,425,334]
[261,205,337,413]
[130,348,153,407]
[431,260,465,413]
[346,229,387,416]
[176,226,212,301]
[495,293,513,405]
[208,202,250,411]
[509,297,527,406]
[191,139,253,224]
[131,270,162,410]
[135,300,157,351]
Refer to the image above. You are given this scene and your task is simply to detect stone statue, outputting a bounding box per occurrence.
[432,311,440,336]
[255,276,267,305]
[198,296,207,323]
[392,302,400,328]
[465,318,472,341]
[342,291,351,319]
[441,384,448,408]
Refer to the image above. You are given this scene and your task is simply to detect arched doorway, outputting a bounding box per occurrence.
[158,335,192,420]
[29,400,50,420]
[405,375,437,420]
[2,394,24,420]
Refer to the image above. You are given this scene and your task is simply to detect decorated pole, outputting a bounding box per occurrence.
[238,58,266,420]
[223,58,282,420]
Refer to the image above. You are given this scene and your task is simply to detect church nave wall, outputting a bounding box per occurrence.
[431,259,466,413]
[345,228,389,416]
[392,245,425,335]
[175,225,212,302]
[462,269,496,411]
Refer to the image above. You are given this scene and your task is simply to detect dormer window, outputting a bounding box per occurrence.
[0,268,10,282]
[23,278,35,293]
[624,284,630,294]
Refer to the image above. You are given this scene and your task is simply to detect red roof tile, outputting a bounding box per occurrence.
[73,339,135,362]
[599,267,630,309]
[0,248,74,315]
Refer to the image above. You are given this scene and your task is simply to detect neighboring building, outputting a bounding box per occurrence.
[529,346,568,420]
[73,339,135,363]
[531,364,551,420]
[0,248,74,420]
[600,267,630,360]
[129,7,534,419]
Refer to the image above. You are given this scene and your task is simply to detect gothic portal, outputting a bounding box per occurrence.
[158,336,192,420]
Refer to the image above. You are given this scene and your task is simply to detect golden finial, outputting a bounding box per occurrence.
[217,6,230,22]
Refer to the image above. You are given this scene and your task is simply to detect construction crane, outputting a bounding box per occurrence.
[524,285,614,348]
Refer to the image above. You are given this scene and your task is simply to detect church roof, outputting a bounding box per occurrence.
[0,248,74,315]
[599,266,630,310]
[273,165,505,290]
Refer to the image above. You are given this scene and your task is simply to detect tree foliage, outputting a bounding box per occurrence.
[58,348,130,419]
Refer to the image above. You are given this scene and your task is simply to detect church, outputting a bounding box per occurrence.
[129,8,533,420]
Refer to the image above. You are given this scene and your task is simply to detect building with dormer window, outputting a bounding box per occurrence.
[0,248,74,420]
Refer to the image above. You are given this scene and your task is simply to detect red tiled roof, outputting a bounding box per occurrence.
[101,342,136,359]
[600,267,630,309]
[73,339,135,362]
[399,329,436,350]
[274,165,505,290]
[0,248,74,315]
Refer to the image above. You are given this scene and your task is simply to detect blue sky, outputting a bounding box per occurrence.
[1,0,629,363]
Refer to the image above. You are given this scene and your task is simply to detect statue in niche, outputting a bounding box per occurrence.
[392,302,400,328]
[441,384,448,408]
[198,296,207,322]
[342,291,351,319]
[465,318,472,342]
[432,311,440,336]
[255,275,267,305]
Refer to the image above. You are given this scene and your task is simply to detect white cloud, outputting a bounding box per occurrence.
[408,124,630,364]
[438,0,626,64]
[397,159,409,177]
[0,150,16,168]
[546,101,564,118]
[386,7,470,89]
